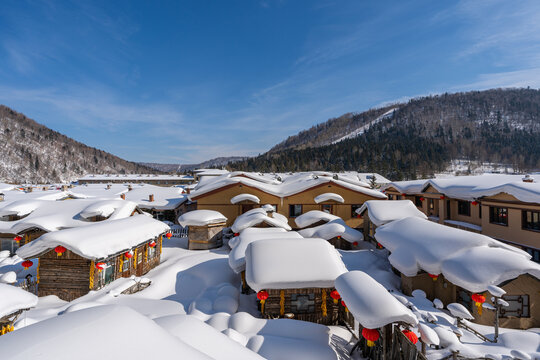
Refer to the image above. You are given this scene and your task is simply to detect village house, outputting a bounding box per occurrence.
[0,283,38,336]
[124,184,191,223]
[178,210,227,250]
[245,237,348,324]
[375,216,540,329]
[16,215,170,301]
[382,174,540,262]
[188,171,387,230]
[78,174,194,186]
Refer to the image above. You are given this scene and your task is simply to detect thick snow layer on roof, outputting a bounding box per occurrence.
[1,188,68,203]
[298,219,363,243]
[231,208,291,233]
[245,238,347,291]
[154,315,265,360]
[0,283,38,318]
[0,199,138,234]
[228,228,303,274]
[125,184,187,210]
[68,184,128,199]
[356,173,391,185]
[79,173,194,181]
[375,217,538,292]
[0,305,211,360]
[335,271,417,328]
[178,210,227,227]
[314,192,345,203]
[358,200,427,226]
[17,215,169,260]
[230,193,260,204]
[295,210,340,228]
[382,179,427,194]
[470,181,540,204]
[190,171,386,200]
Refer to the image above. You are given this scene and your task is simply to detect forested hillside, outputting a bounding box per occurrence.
[0,106,157,183]
[230,89,540,179]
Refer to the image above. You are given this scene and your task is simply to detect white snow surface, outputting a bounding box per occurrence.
[68,184,128,199]
[294,210,340,228]
[314,192,345,204]
[334,271,417,328]
[125,184,187,210]
[375,217,539,292]
[0,283,38,318]
[332,108,397,144]
[358,200,427,226]
[231,208,291,233]
[178,210,227,227]
[17,215,169,260]
[298,218,363,243]
[230,193,261,204]
[245,238,348,291]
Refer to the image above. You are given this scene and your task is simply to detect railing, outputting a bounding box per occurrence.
[17,278,38,295]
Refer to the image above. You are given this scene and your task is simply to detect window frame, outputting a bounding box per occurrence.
[522,210,540,232]
[457,201,471,217]
[415,196,423,208]
[288,204,303,218]
[489,206,508,226]
[499,294,530,318]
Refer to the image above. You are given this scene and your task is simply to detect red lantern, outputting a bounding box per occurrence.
[149,241,157,248]
[352,241,359,246]
[341,300,349,313]
[165,232,173,239]
[257,290,269,313]
[362,328,380,347]
[234,233,240,237]
[440,195,445,200]
[124,251,133,259]
[402,330,418,344]
[471,293,486,315]
[420,197,425,202]
[13,235,22,243]
[472,201,478,206]
[356,213,362,219]
[21,260,33,270]
[428,273,439,281]
[95,262,106,271]
[337,236,341,240]
[330,290,340,304]
[401,193,406,197]
[377,242,383,249]
[54,245,67,257]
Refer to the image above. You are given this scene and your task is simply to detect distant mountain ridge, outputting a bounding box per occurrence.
[0,105,158,183]
[140,156,249,173]
[230,88,540,179]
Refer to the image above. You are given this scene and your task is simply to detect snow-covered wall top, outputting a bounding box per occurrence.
[68,184,128,199]
[125,184,187,210]
[17,215,169,260]
[314,193,345,204]
[358,200,427,227]
[230,193,260,204]
[335,271,417,329]
[0,283,38,318]
[245,238,347,291]
[375,217,540,292]
[298,219,363,243]
[231,208,291,233]
[178,210,227,227]
[294,210,340,228]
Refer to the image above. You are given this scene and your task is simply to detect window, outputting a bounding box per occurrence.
[321,204,332,214]
[415,196,423,208]
[446,200,451,219]
[396,195,402,200]
[479,204,482,219]
[457,288,472,311]
[428,199,435,215]
[458,201,471,216]
[388,194,394,200]
[290,293,315,313]
[148,245,156,259]
[524,247,540,263]
[500,295,530,318]
[267,204,278,212]
[351,205,362,218]
[489,206,508,226]
[289,204,302,218]
[123,257,131,272]
[98,260,116,287]
[522,210,540,231]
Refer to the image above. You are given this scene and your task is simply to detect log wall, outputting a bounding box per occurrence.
[188,224,224,250]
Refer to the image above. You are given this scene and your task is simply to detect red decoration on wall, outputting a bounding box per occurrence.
[54,246,67,257]
[330,290,340,304]
[402,330,418,344]
[21,260,33,270]
[420,197,425,201]
[95,262,106,271]
[428,273,439,281]
[352,241,359,246]
[362,328,380,347]
[149,241,157,248]
[165,232,173,239]
[124,251,133,259]
[440,195,445,200]
[257,290,269,301]
[472,201,478,206]
[13,236,22,242]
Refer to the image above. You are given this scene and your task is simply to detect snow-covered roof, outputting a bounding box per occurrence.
[125,184,187,210]
[471,181,540,204]
[0,199,138,235]
[356,173,391,185]
[298,219,363,243]
[0,283,38,318]
[68,184,128,199]
[178,210,227,227]
[374,217,540,292]
[228,227,303,274]
[358,200,428,226]
[17,215,169,260]
[0,183,15,193]
[79,174,194,181]
[230,193,260,204]
[189,171,386,200]
[314,193,345,204]
[335,271,417,328]
[0,188,68,203]
[231,208,291,233]
[245,238,348,291]
[0,305,211,359]
[382,179,427,194]
[294,210,340,228]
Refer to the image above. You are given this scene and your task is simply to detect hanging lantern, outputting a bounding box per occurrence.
[234,233,240,237]
[428,273,439,281]
[149,241,157,248]
[13,235,22,243]
[165,232,173,239]
[472,201,478,206]
[362,328,380,347]
[356,213,362,219]
[440,195,445,200]
[54,245,67,257]
[352,241,359,246]
[21,260,33,270]
[401,193,407,197]
[471,293,486,315]
[124,251,133,259]
[330,290,340,304]
[257,290,269,313]
[337,236,341,240]
[402,330,418,344]
[377,242,383,249]
[95,262,106,271]
[341,300,349,313]
[420,197,425,202]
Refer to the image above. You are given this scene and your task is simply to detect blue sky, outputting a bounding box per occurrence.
[1,0,540,164]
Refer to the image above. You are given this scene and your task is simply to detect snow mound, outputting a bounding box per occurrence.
[231,208,291,233]
[358,200,427,226]
[230,193,260,204]
[298,218,363,243]
[0,283,38,318]
[294,210,341,228]
[178,210,227,227]
[314,192,344,204]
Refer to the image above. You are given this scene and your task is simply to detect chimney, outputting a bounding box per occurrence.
[61,185,68,191]
[42,186,47,191]
[149,194,154,202]
[107,184,111,189]
[522,174,534,183]
[186,188,191,195]
[128,185,133,191]
[26,187,33,193]
[120,193,126,200]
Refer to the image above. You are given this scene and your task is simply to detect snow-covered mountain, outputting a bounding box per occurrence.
[0,105,157,183]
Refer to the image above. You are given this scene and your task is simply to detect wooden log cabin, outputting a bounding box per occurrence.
[16,215,170,301]
[245,237,348,325]
[0,283,38,336]
[178,210,227,250]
